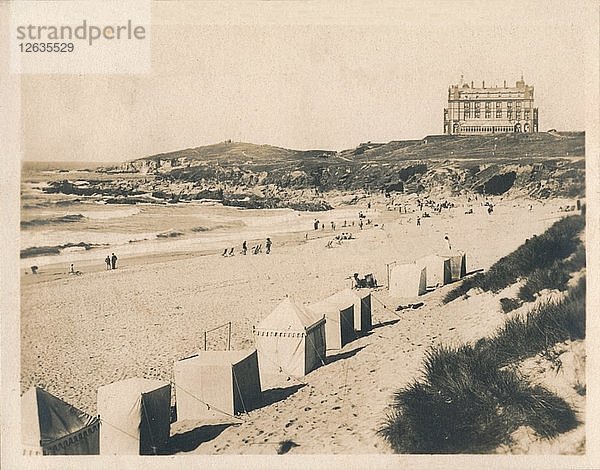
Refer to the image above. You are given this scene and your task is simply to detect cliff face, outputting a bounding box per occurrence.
[86,132,585,207]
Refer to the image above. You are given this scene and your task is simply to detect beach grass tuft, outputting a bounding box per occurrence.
[380,274,585,453]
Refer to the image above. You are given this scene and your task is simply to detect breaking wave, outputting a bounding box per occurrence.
[21,214,86,229]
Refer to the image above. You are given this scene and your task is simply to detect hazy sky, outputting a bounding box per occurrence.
[21,1,592,162]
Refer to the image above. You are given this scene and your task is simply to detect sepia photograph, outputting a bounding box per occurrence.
[2,0,599,468]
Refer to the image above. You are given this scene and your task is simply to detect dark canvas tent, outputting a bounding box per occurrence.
[254,298,326,384]
[389,263,427,298]
[334,288,372,333]
[418,254,452,287]
[97,378,171,455]
[174,349,262,421]
[21,387,99,455]
[448,251,467,281]
[349,289,372,333]
[309,292,355,351]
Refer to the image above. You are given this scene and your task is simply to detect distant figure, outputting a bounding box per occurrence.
[416,217,421,226]
[576,199,581,211]
[111,253,118,269]
[343,220,347,227]
[444,235,451,251]
[367,202,371,209]
[331,221,336,231]
[305,233,308,240]
[228,247,235,256]
[321,223,325,230]
[359,220,363,230]
[30,265,38,275]
[314,219,319,230]
[266,238,272,254]
[242,241,247,255]
[69,264,75,274]
[105,256,111,270]
[487,206,493,215]
[351,220,355,226]
[222,248,228,257]
[529,204,533,211]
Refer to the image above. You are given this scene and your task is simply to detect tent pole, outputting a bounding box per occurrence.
[228,322,231,350]
[204,331,207,351]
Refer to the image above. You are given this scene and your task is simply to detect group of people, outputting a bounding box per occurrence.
[223,238,272,257]
[104,253,118,270]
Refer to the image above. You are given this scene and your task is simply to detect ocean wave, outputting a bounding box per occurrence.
[21,214,86,229]
[20,242,108,259]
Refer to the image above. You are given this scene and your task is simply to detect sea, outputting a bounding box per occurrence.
[21,161,361,269]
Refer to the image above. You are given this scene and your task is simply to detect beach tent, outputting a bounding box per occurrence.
[21,387,99,455]
[174,349,262,421]
[308,292,355,351]
[418,254,452,287]
[389,263,427,298]
[97,378,171,455]
[447,251,467,281]
[334,288,372,333]
[254,298,326,383]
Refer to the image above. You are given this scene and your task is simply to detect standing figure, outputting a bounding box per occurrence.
[266,237,272,254]
[105,255,111,270]
[416,217,421,226]
[69,263,75,274]
[242,241,247,255]
[111,253,118,270]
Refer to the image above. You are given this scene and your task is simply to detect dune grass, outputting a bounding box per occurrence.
[380,276,585,453]
[443,214,585,303]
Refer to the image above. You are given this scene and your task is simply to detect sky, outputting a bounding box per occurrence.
[20,0,593,162]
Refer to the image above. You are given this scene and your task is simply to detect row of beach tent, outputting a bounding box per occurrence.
[22,290,372,455]
[22,250,466,455]
[389,251,467,297]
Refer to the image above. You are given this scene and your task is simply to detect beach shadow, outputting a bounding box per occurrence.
[325,345,366,364]
[465,268,484,276]
[163,423,234,454]
[261,383,306,407]
[371,319,400,330]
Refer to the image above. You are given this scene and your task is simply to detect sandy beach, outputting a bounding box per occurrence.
[20,195,580,454]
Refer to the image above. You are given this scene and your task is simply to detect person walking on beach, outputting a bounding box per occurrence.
[416,217,421,226]
[331,221,336,231]
[242,241,247,255]
[69,263,75,274]
[111,253,118,269]
[266,237,272,254]
[105,255,111,270]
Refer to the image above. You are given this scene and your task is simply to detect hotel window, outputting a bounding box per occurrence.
[496,101,502,108]
[475,102,480,109]
[496,109,502,118]
[507,101,512,108]
[464,111,471,119]
[516,102,521,109]
[485,102,491,109]
[524,110,530,120]
[516,111,521,120]
[475,109,480,118]
[485,110,491,118]
[507,110,512,119]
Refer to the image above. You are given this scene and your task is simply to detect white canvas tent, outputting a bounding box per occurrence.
[21,387,99,455]
[389,263,427,298]
[254,298,326,384]
[174,349,262,421]
[97,378,171,455]
[308,292,355,351]
[418,254,452,287]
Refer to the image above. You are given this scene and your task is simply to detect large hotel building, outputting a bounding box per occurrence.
[443,76,539,135]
